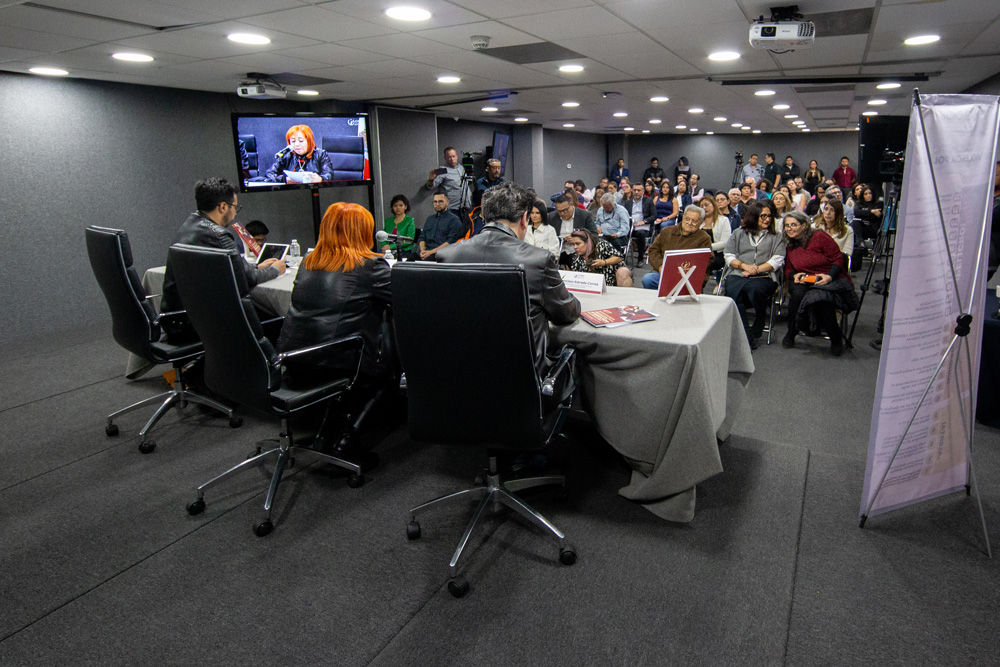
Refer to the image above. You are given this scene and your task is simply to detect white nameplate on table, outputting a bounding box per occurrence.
[559,270,605,294]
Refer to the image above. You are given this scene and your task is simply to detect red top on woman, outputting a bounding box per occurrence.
[785,229,848,281]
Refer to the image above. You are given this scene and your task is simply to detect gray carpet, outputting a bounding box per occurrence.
[2,263,999,666]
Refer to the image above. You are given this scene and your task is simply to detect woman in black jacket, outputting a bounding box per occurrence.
[264,124,334,183]
[277,202,395,464]
[853,187,883,241]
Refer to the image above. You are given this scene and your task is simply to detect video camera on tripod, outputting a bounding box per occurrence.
[880,149,905,183]
[734,151,744,167]
[461,151,481,172]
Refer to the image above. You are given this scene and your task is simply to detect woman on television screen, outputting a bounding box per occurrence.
[264,124,334,184]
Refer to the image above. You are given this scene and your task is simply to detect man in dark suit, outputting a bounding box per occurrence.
[438,182,581,374]
[547,194,597,237]
[622,181,655,260]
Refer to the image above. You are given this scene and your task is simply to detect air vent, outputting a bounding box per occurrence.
[479,42,586,65]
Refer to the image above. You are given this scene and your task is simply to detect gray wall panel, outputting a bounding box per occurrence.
[542,129,608,199]
[374,107,438,228]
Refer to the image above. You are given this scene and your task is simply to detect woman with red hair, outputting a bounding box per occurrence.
[264,124,334,183]
[277,203,396,465]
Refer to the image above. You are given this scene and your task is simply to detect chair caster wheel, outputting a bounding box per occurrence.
[253,519,273,537]
[406,521,421,540]
[348,474,365,489]
[559,547,577,566]
[229,416,243,428]
[448,576,470,598]
[186,499,205,515]
[105,423,119,437]
[138,440,156,454]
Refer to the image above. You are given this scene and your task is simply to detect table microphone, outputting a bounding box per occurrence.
[376,230,414,243]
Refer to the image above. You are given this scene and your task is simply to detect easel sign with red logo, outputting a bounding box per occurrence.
[657,248,712,303]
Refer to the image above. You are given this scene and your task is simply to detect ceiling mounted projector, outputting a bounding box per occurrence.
[749,5,814,52]
[237,81,286,99]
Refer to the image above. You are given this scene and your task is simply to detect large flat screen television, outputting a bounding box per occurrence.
[491,130,511,177]
[232,113,371,193]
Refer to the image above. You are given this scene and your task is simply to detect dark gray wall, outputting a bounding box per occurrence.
[542,129,608,198]
[626,131,859,195]
[435,117,515,183]
[373,106,439,226]
[0,72,366,344]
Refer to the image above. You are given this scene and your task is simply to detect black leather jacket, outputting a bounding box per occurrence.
[436,223,581,374]
[277,257,392,379]
[161,213,280,338]
[265,149,334,182]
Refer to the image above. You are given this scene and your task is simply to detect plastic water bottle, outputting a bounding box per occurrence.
[384,248,394,262]
[289,239,300,267]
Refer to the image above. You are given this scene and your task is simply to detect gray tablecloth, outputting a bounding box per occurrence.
[552,288,754,523]
[130,269,754,523]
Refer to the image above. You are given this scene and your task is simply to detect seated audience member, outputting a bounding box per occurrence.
[804,183,827,216]
[782,210,858,355]
[606,180,622,203]
[550,179,579,204]
[623,181,655,259]
[643,157,666,186]
[674,173,688,193]
[160,177,285,342]
[438,182,581,373]
[845,183,865,211]
[584,177,608,205]
[245,220,269,246]
[758,178,773,198]
[277,202,395,463]
[674,180,693,215]
[419,191,463,260]
[744,176,767,201]
[595,192,632,252]
[727,188,744,230]
[787,179,808,212]
[739,182,756,215]
[642,205,712,290]
[643,179,656,199]
[381,194,416,255]
[722,201,785,349]
[566,229,633,287]
[611,158,629,183]
[549,194,598,238]
[812,198,854,257]
[771,191,794,231]
[586,187,605,214]
[564,186,585,209]
[475,158,505,194]
[716,190,738,232]
[823,186,852,222]
[688,173,705,202]
[264,124,334,184]
[699,194,730,274]
[653,180,677,232]
[854,187,883,240]
[525,200,560,257]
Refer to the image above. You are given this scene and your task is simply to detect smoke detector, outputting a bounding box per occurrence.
[470,35,491,50]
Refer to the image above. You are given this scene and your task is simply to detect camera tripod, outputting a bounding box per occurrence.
[730,153,744,189]
[846,187,899,350]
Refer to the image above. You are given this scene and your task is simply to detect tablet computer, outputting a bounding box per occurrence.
[256,243,289,264]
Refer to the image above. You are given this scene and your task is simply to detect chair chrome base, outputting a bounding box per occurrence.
[107,361,237,452]
[407,456,572,592]
[187,418,363,536]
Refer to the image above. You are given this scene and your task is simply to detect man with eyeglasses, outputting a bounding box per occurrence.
[160,177,285,342]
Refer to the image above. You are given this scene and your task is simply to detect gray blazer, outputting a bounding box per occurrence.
[436,223,581,374]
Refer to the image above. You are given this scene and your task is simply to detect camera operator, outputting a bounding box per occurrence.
[426,146,472,217]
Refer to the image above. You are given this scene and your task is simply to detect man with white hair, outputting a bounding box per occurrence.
[641,205,712,290]
[594,191,632,252]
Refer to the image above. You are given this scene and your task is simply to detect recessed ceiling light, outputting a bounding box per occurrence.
[868,99,887,106]
[877,82,901,90]
[904,34,940,46]
[563,123,575,128]
[642,130,650,133]
[709,51,740,61]
[482,106,498,112]
[514,117,528,122]
[784,114,799,119]
[731,122,742,127]
[862,111,879,116]
[649,119,661,124]
[773,103,790,110]
[752,129,761,134]
[112,52,153,62]
[706,131,715,135]
[227,33,270,45]
[437,75,461,83]
[624,126,635,131]
[649,96,669,102]
[675,124,687,129]
[690,128,698,132]
[559,64,584,73]
[802,128,811,132]
[613,112,628,117]
[755,89,776,96]
[688,107,704,114]
[714,117,727,122]
[385,6,432,21]
[562,101,579,107]
[29,67,68,76]
[741,126,751,130]
[297,90,319,96]
[793,120,805,125]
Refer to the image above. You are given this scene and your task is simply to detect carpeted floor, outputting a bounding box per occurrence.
[2,261,999,666]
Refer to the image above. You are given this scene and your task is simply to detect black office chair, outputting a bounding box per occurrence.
[238,133,258,178]
[322,135,365,180]
[85,226,239,453]
[392,262,579,597]
[169,244,367,536]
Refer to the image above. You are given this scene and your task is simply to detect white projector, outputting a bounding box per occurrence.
[749,21,815,49]
[236,82,287,99]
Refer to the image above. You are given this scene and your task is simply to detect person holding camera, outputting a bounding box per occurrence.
[426,146,471,217]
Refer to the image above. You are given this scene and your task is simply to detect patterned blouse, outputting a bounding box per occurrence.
[568,239,625,286]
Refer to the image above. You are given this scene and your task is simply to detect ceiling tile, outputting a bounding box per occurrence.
[340,33,460,58]
[505,6,636,40]
[448,0,594,19]
[0,25,95,51]
[113,23,320,60]
[155,0,304,19]
[324,0,485,31]
[219,51,344,74]
[34,0,220,26]
[0,5,150,41]
[271,43,396,66]
[241,6,395,42]
[0,46,47,63]
[411,21,539,50]
[602,0,748,30]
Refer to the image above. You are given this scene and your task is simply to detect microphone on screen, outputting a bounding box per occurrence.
[275,145,292,158]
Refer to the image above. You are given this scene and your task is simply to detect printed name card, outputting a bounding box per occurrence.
[559,270,605,294]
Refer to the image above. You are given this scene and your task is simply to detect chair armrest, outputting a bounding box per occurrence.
[144,293,161,300]
[541,345,576,397]
[261,316,284,327]
[275,335,363,365]
[153,309,187,325]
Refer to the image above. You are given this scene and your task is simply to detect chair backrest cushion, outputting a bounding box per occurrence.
[167,244,280,412]
[322,136,364,180]
[391,262,544,450]
[85,226,159,358]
